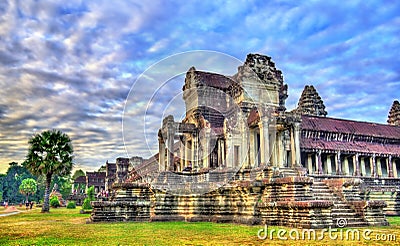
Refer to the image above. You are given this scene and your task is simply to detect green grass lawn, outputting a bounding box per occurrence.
[0,207,399,245]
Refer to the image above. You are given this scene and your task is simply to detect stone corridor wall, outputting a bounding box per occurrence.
[89,183,153,222]
[151,183,262,224]
[89,171,389,229]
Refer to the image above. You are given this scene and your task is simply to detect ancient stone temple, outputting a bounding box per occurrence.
[89,54,398,228]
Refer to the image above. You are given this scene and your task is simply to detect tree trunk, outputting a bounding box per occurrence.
[42,173,52,212]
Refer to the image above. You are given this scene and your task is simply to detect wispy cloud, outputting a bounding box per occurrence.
[0,0,399,173]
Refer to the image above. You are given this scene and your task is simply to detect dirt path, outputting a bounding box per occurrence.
[0,211,20,216]
[0,206,40,217]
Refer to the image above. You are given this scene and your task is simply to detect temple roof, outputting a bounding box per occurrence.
[247,108,260,126]
[86,171,106,178]
[301,115,400,139]
[301,138,399,156]
[194,70,237,90]
[301,115,400,156]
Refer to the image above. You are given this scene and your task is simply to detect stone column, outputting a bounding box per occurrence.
[314,152,318,174]
[249,129,256,167]
[277,132,285,167]
[166,128,175,171]
[293,122,301,166]
[376,156,383,177]
[344,156,350,176]
[393,158,398,178]
[258,122,265,165]
[290,129,295,167]
[354,153,360,176]
[203,128,211,168]
[317,150,323,174]
[185,139,190,168]
[388,155,393,177]
[192,133,198,170]
[336,151,342,175]
[225,135,232,169]
[259,119,270,166]
[179,141,184,172]
[360,156,366,177]
[241,124,248,169]
[221,139,226,168]
[217,139,222,168]
[327,155,332,175]
[158,136,166,171]
[383,157,389,177]
[307,154,313,174]
[371,154,377,177]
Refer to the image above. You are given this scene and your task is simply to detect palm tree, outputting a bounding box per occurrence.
[23,129,74,212]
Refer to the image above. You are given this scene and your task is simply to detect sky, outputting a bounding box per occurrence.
[0,0,399,174]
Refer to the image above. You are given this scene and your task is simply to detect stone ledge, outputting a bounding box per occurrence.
[112,182,151,189]
[260,200,333,209]
[91,201,151,207]
[264,176,314,185]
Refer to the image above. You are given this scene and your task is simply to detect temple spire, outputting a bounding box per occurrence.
[387,100,400,126]
[295,85,327,117]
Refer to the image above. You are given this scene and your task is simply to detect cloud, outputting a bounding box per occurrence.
[0,0,399,173]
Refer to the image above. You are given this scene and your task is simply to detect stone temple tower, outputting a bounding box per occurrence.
[295,85,327,117]
[232,53,288,114]
[388,100,400,126]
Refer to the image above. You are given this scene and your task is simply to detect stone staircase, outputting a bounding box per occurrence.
[312,181,368,227]
[277,167,299,177]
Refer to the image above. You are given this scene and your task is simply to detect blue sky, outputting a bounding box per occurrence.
[0,0,399,173]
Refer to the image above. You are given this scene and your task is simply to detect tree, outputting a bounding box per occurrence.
[82,185,95,210]
[50,195,60,208]
[19,178,37,203]
[2,163,35,204]
[0,174,5,202]
[72,169,85,180]
[86,185,95,201]
[97,165,106,172]
[9,161,18,167]
[23,129,74,212]
[52,175,72,198]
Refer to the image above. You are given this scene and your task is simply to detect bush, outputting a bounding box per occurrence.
[66,201,76,209]
[87,186,95,201]
[50,196,60,208]
[82,198,92,210]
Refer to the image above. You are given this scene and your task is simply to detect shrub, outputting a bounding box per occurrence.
[82,198,92,210]
[87,186,95,201]
[66,201,76,209]
[50,196,60,208]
